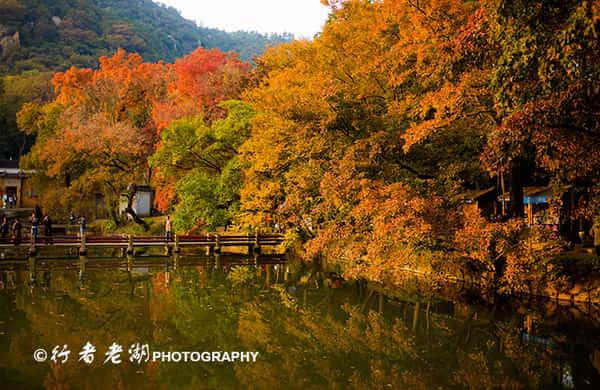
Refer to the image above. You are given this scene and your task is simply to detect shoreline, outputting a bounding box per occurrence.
[357,265,600,306]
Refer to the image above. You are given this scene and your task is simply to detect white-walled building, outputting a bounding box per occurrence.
[119,185,154,218]
[0,159,37,208]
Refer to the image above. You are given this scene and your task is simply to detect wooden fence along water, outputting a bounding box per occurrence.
[0,233,285,257]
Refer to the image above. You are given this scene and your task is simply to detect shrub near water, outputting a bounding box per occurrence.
[304,180,456,285]
[454,205,566,293]
[303,199,571,295]
[502,227,564,295]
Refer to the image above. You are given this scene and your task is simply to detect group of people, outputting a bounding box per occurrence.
[0,206,58,245]
[1,215,23,245]
[0,206,92,247]
[69,212,87,237]
[1,194,17,209]
[28,209,54,243]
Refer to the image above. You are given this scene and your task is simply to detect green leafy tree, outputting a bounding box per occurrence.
[150,100,255,231]
[0,70,53,159]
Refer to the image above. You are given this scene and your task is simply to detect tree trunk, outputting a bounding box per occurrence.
[125,185,149,231]
[109,206,121,227]
[509,159,525,218]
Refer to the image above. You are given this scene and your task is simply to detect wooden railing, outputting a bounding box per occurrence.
[0,233,285,256]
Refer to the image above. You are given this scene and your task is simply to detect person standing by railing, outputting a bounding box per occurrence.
[0,216,9,239]
[165,215,172,242]
[11,218,21,245]
[67,211,76,235]
[79,216,87,238]
[43,215,53,244]
[30,212,39,242]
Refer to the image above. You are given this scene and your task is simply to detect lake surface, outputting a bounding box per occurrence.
[0,254,599,389]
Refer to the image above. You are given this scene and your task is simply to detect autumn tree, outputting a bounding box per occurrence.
[150,100,255,231]
[18,49,168,223]
[18,45,253,227]
[152,47,250,130]
[484,0,600,219]
[240,0,489,278]
[150,48,251,210]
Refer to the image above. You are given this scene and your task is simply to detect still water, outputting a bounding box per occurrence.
[0,254,599,389]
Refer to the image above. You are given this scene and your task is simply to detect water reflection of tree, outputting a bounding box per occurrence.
[230,270,585,389]
[0,261,596,388]
[5,267,158,388]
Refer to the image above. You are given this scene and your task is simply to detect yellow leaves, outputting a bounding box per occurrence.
[303,174,450,283]
[503,226,564,292]
[239,0,504,290]
[402,68,495,151]
[454,204,566,293]
[454,204,497,264]
[247,45,331,124]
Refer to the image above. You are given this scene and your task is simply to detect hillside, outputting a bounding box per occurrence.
[0,0,292,159]
[0,0,292,73]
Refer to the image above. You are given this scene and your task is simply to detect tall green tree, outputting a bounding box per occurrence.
[150,100,255,231]
[0,70,53,159]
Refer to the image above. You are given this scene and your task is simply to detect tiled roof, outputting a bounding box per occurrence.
[453,186,495,202]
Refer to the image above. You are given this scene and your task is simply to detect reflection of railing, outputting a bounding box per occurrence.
[0,254,287,271]
[0,233,285,256]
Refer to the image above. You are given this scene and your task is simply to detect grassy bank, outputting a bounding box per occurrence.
[89,217,167,236]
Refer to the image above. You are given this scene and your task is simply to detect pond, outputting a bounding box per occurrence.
[0,254,599,389]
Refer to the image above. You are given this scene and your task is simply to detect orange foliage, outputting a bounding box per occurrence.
[22,46,252,217]
[149,48,251,211]
[153,47,250,130]
[20,49,170,216]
